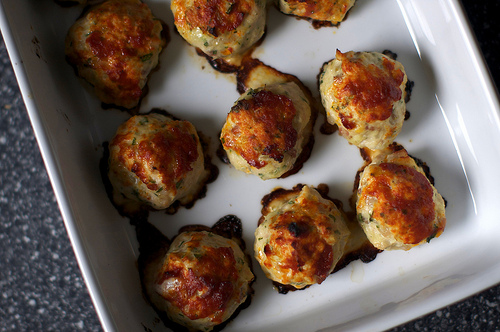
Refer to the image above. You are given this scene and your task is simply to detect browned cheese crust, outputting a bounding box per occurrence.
[151,231,254,331]
[278,0,355,25]
[223,89,297,167]
[255,185,350,289]
[171,0,266,65]
[221,81,313,180]
[108,113,208,211]
[65,0,167,109]
[356,145,446,250]
[320,50,408,150]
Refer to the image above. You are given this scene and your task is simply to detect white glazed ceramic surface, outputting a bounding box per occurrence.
[1,0,500,331]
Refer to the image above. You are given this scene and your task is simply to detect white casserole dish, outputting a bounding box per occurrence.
[1,0,500,331]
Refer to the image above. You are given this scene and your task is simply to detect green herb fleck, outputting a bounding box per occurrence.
[140,53,153,62]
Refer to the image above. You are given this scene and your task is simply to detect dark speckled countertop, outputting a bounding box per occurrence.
[1,1,499,331]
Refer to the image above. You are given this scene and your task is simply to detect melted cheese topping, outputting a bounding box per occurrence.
[171,0,265,63]
[278,0,355,24]
[108,113,207,210]
[153,231,254,331]
[65,0,166,109]
[319,50,407,150]
[221,82,312,179]
[255,186,350,289]
[356,146,446,250]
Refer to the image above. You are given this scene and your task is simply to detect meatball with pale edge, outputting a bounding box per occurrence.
[319,50,408,150]
[143,230,254,332]
[65,0,167,109]
[171,0,266,65]
[221,82,313,180]
[255,185,350,289]
[108,113,208,211]
[356,144,446,251]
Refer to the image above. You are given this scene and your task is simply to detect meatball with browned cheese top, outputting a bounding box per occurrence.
[108,113,208,211]
[255,185,350,289]
[221,82,313,180]
[171,0,266,65]
[356,144,446,250]
[320,50,408,150]
[143,230,254,332]
[65,0,167,109]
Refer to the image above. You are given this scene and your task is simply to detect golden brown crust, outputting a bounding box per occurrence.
[156,236,239,322]
[333,50,405,126]
[107,113,208,211]
[356,144,446,250]
[65,0,167,109]
[171,0,265,64]
[153,230,254,331]
[174,0,252,40]
[279,0,355,25]
[319,50,408,150]
[222,89,298,169]
[255,185,350,289]
[360,163,436,245]
[260,210,335,284]
[110,119,200,195]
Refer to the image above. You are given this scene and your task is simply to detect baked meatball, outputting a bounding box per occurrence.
[254,185,350,289]
[108,113,208,210]
[356,145,446,251]
[319,50,408,150]
[65,0,167,109]
[144,230,254,332]
[221,82,313,180]
[278,0,355,25]
[171,0,266,65]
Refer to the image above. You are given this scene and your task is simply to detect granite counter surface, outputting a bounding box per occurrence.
[1,1,499,331]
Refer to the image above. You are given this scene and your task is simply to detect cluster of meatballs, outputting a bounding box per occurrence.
[62,0,446,330]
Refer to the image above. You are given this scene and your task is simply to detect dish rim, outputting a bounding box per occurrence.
[1,0,500,331]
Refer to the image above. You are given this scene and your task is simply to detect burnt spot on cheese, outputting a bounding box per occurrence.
[262,212,334,283]
[222,90,298,168]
